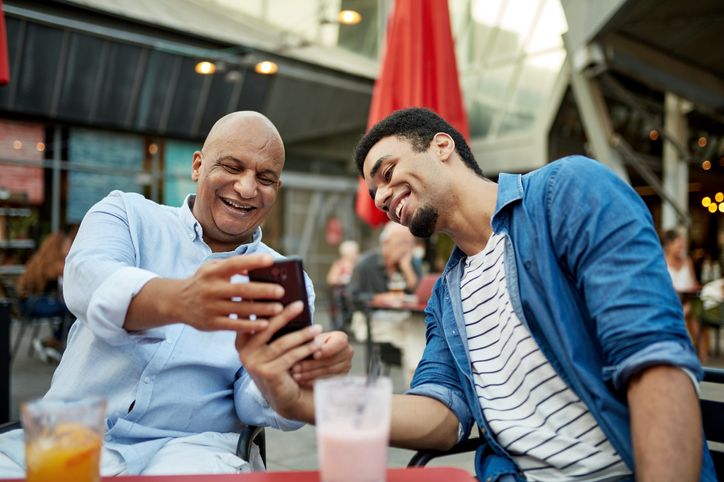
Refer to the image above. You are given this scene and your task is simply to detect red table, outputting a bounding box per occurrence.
[9,467,474,481]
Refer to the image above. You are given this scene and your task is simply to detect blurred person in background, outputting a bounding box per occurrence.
[326,240,359,332]
[17,230,74,362]
[663,228,706,361]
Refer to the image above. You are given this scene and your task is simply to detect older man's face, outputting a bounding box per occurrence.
[191,120,284,253]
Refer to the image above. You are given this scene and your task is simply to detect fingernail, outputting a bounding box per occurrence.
[308,324,323,334]
[312,338,323,348]
[292,373,302,380]
[292,364,301,373]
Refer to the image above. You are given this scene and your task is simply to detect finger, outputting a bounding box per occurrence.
[211,281,285,301]
[215,300,284,318]
[309,331,350,359]
[223,253,277,274]
[205,316,270,333]
[264,334,325,374]
[241,301,306,350]
[292,358,352,383]
[292,344,353,373]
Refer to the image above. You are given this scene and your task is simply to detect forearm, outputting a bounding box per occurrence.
[124,277,185,331]
[628,365,701,481]
[389,394,459,451]
[399,260,419,291]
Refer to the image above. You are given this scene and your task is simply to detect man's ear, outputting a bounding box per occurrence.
[432,133,455,162]
[191,151,203,182]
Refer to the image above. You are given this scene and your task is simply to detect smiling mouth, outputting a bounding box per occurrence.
[222,198,254,213]
[395,195,409,220]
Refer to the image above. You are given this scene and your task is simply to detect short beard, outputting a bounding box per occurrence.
[409,205,438,239]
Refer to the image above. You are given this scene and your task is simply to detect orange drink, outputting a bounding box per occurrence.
[21,397,107,482]
[26,422,102,482]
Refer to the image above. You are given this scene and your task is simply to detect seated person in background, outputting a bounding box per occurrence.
[17,230,74,361]
[0,111,352,478]
[236,108,715,482]
[326,240,359,287]
[663,228,706,361]
[348,221,421,306]
[326,240,359,332]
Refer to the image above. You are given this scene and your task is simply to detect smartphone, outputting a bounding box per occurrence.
[247,258,312,342]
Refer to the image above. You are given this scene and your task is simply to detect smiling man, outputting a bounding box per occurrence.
[352,107,713,482]
[0,111,352,477]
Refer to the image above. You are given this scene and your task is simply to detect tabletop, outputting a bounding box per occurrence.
[8,467,474,481]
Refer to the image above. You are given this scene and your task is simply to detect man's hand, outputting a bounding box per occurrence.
[291,331,353,387]
[236,301,330,423]
[125,254,286,333]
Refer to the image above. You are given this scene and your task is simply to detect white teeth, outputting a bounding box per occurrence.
[224,199,251,211]
[395,196,407,218]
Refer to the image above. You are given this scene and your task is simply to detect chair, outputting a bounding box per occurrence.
[0,278,65,363]
[697,300,724,358]
[0,420,266,468]
[408,366,724,481]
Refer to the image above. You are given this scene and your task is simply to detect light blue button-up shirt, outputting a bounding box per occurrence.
[40,191,313,474]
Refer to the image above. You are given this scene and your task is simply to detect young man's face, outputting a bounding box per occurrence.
[191,124,284,252]
[363,136,440,238]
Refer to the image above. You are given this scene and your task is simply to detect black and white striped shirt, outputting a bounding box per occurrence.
[462,233,631,482]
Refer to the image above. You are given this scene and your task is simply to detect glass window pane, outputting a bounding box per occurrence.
[488,0,542,61]
[164,140,201,208]
[66,129,144,223]
[499,50,565,135]
[469,65,516,138]
[526,0,567,53]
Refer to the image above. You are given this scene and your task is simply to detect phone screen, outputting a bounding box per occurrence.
[247,258,312,341]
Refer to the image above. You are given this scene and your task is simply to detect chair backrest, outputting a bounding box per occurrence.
[414,274,441,305]
[702,367,724,478]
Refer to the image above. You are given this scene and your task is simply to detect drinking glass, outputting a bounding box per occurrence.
[21,396,107,482]
[314,376,393,482]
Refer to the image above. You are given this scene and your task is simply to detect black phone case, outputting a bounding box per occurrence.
[248,258,312,341]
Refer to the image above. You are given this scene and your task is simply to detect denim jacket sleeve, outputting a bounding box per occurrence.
[545,157,701,389]
[406,284,475,444]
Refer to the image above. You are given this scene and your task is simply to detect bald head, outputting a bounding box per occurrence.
[203,111,285,165]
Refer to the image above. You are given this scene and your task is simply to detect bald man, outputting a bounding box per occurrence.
[0,112,352,477]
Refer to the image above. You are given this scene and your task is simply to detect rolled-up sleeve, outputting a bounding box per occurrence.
[547,157,702,389]
[64,192,163,345]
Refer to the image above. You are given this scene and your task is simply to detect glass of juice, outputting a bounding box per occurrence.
[21,396,107,482]
[314,376,392,482]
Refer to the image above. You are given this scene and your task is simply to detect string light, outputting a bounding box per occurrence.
[195,61,216,75]
[13,140,21,149]
[716,193,724,203]
[149,143,158,155]
[703,160,711,170]
[649,130,658,140]
[255,61,278,74]
[338,10,362,24]
[699,137,707,147]
[709,203,718,213]
[36,142,45,152]
[703,197,712,207]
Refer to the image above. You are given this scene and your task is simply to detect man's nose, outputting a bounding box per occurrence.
[375,186,391,212]
[234,172,257,198]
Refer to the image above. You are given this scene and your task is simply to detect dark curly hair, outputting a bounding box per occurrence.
[354,107,484,179]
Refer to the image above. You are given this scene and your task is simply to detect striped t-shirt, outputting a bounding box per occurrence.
[461,233,631,482]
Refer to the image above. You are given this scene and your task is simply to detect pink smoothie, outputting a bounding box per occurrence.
[317,421,389,482]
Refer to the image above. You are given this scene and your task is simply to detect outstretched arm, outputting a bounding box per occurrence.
[125,254,286,334]
[627,365,702,481]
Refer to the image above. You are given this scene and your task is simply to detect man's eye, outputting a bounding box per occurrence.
[222,164,240,173]
[258,177,275,186]
[384,167,392,182]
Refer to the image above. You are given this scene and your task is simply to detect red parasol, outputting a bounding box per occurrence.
[355,0,470,226]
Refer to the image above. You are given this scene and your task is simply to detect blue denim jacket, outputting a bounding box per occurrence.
[406,156,716,481]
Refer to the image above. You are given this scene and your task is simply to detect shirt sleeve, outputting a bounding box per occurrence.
[63,192,165,346]
[232,368,305,431]
[546,157,702,390]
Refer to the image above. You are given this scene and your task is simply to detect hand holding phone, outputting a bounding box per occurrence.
[247,258,312,342]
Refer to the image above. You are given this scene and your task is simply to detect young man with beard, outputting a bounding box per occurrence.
[350,107,715,481]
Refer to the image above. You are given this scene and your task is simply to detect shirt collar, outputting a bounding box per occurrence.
[180,193,262,254]
[491,173,523,233]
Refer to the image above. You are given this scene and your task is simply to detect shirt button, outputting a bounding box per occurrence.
[188,233,194,239]
[105,435,112,442]
[166,339,172,344]
[486,478,492,482]
[144,376,150,383]
[481,428,487,435]
[518,471,524,477]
